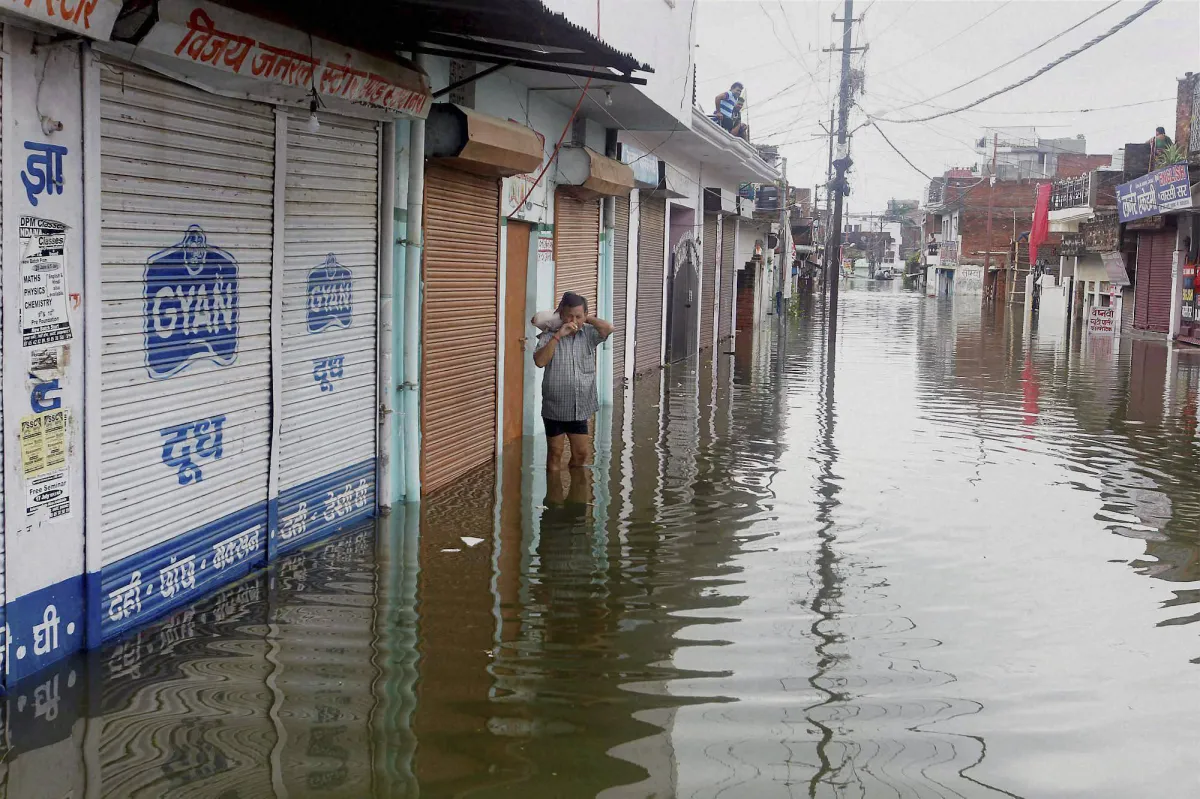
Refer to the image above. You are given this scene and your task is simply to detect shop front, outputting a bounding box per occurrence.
[420,104,543,494]
[87,0,433,644]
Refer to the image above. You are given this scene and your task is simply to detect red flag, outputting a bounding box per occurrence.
[1029,182,1051,266]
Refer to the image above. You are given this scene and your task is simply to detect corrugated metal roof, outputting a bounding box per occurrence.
[223,0,652,76]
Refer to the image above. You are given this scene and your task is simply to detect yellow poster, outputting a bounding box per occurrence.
[20,409,68,478]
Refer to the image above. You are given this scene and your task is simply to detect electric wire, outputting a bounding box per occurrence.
[874,1,1013,74]
[871,0,1164,124]
[881,0,1122,116]
[869,121,931,180]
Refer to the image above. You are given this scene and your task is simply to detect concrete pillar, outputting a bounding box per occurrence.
[1169,248,1183,341]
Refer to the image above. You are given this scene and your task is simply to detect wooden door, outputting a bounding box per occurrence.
[504,221,533,443]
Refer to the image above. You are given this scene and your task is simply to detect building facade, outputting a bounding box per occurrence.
[0,0,779,682]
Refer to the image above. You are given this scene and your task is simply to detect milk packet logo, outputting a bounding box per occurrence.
[144,226,239,379]
[307,254,353,333]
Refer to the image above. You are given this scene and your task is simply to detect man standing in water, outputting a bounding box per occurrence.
[533,292,613,470]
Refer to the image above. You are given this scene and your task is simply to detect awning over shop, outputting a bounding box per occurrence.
[426,104,544,177]
[213,0,652,86]
[558,147,635,199]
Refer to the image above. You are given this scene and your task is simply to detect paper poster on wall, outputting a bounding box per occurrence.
[26,470,71,519]
[19,217,72,348]
[20,409,69,479]
[537,231,554,266]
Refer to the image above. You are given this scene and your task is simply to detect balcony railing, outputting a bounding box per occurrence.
[925,179,946,208]
[1050,173,1092,210]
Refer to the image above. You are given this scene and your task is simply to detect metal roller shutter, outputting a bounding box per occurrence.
[612,196,630,387]
[1147,230,1175,334]
[422,165,500,494]
[276,112,380,554]
[719,217,736,341]
[1134,230,1175,333]
[554,189,600,308]
[634,197,666,373]
[700,213,718,350]
[1134,239,1150,330]
[99,63,273,637]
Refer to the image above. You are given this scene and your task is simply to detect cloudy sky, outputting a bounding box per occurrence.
[694,0,1199,212]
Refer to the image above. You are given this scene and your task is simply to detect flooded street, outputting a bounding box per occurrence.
[14,284,1200,798]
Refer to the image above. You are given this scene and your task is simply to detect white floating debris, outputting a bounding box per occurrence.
[461,536,485,548]
[440,548,461,553]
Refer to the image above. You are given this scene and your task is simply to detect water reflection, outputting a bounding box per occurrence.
[1,288,1199,797]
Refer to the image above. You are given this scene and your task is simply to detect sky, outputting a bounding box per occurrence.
[694,0,1200,213]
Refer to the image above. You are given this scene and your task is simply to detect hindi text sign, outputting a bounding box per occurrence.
[134,1,430,118]
[1116,164,1192,222]
[1088,306,1116,337]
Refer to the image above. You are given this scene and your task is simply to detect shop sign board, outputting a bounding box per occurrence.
[1,0,121,39]
[1116,164,1191,222]
[117,0,430,118]
[1088,306,1116,336]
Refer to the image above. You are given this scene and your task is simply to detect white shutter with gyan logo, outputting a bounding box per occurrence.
[275,112,379,554]
[98,63,273,639]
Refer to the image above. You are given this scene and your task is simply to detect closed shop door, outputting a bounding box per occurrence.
[1134,230,1175,333]
[1147,230,1175,333]
[277,112,380,554]
[612,197,630,387]
[737,268,756,332]
[99,63,273,637]
[719,218,736,341]
[554,189,600,308]
[700,214,718,350]
[423,165,500,494]
[634,197,666,373]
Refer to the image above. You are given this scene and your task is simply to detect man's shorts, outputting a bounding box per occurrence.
[543,417,589,438]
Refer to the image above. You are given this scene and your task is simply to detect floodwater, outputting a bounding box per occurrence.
[8,283,1200,798]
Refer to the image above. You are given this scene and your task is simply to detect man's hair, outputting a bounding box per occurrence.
[559,291,588,314]
[1156,126,1166,134]
[731,82,744,91]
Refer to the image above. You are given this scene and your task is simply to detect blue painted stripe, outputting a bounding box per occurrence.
[6,575,85,684]
[274,459,376,557]
[57,459,380,652]
[97,503,268,642]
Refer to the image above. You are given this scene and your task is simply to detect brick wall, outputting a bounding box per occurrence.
[956,180,1041,263]
[1057,153,1112,178]
[1177,73,1198,153]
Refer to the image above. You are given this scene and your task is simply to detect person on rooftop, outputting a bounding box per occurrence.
[714,82,748,140]
[1149,126,1173,149]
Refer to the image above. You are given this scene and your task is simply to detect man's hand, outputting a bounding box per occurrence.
[586,316,614,341]
[555,320,581,340]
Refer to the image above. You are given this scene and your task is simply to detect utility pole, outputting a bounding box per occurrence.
[824,0,864,331]
[820,106,835,298]
[777,156,788,313]
[984,132,997,301]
